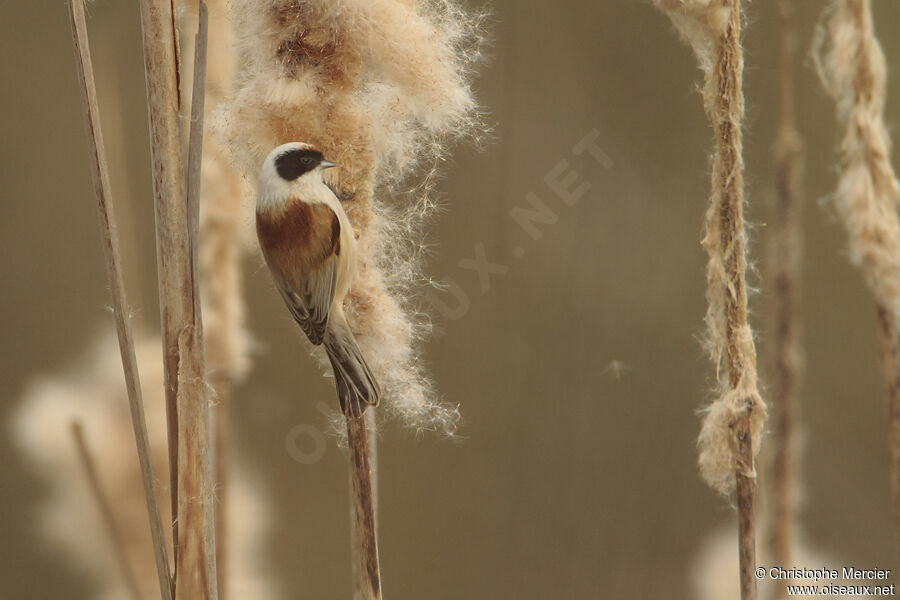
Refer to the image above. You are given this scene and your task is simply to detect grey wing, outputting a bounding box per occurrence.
[276,254,338,346]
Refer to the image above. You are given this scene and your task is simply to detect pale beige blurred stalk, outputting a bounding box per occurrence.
[813,0,900,545]
[70,420,146,600]
[654,1,766,598]
[12,334,277,600]
[766,2,804,591]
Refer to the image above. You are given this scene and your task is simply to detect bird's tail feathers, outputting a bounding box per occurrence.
[324,315,380,417]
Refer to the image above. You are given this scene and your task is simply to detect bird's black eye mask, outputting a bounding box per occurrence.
[275,148,324,181]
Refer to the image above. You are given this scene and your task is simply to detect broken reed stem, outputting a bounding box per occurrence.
[876,306,900,547]
[347,414,382,600]
[66,1,173,597]
[137,0,189,552]
[174,4,218,599]
[768,0,804,583]
[71,421,145,600]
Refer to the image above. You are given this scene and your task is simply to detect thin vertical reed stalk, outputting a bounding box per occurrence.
[71,421,145,600]
[350,411,380,598]
[366,410,378,514]
[347,415,382,600]
[655,1,765,598]
[137,0,190,551]
[214,389,229,598]
[707,7,761,597]
[735,416,756,600]
[67,1,174,597]
[813,0,900,547]
[876,307,900,546]
[768,1,804,586]
[138,0,218,595]
[174,4,218,599]
[176,2,251,591]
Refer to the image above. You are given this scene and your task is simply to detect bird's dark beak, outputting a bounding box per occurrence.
[321,160,340,170]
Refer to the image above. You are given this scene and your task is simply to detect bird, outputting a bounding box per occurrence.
[255,142,380,417]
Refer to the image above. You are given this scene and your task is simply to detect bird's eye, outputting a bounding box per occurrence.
[302,157,314,165]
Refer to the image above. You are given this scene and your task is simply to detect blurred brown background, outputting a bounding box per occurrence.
[2,0,900,598]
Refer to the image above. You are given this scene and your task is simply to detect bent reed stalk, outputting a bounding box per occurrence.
[654,1,766,598]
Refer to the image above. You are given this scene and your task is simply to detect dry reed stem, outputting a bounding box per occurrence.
[175,328,218,600]
[177,2,251,591]
[876,306,900,547]
[655,1,764,597]
[813,0,900,546]
[71,421,145,600]
[768,1,804,584]
[137,0,191,547]
[366,410,378,515]
[349,410,379,599]
[734,413,757,600]
[67,1,174,596]
[347,415,382,600]
[705,5,761,596]
[655,0,767,496]
[172,5,219,599]
[186,2,208,321]
[213,385,229,599]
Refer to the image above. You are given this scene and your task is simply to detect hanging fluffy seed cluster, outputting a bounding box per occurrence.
[215,0,485,431]
[655,0,767,496]
[813,0,900,317]
[11,334,275,600]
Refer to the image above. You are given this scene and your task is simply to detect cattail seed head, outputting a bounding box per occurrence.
[215,0,486,431]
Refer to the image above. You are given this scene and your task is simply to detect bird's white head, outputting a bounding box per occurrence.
[257,142,339,212]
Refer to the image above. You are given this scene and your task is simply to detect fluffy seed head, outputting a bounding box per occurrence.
[215,0,485,432]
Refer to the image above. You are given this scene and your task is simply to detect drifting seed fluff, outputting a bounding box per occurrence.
[655,0,767,495]
[812,0,900,318]
[11,334,275,600]
[215,0,485,431]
